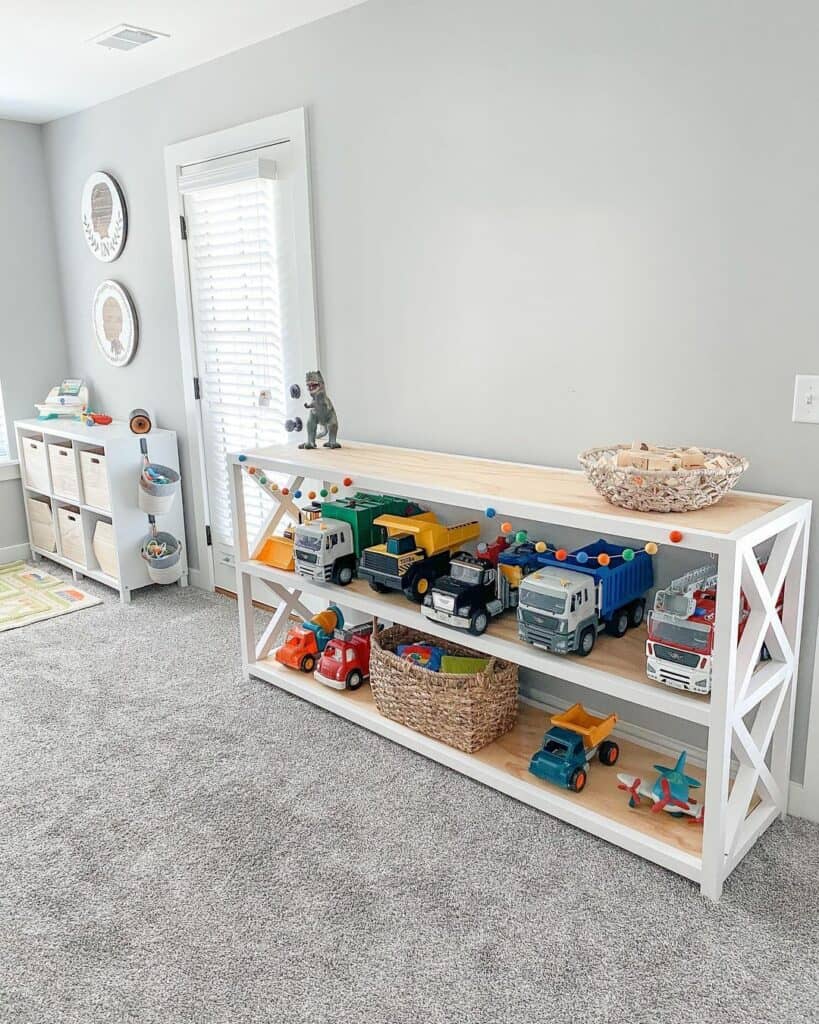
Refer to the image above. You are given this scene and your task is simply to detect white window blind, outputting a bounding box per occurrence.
[183,175,289,548]
[0,380,9,460]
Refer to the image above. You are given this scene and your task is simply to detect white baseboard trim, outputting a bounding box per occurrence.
[187,567,208,590]
[787,782,817,822]
[0,541,32,565]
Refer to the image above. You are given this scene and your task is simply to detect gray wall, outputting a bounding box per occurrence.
[42,0,819,781]
[0,119,67,552]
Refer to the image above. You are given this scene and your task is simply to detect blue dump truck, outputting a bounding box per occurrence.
[517,540,654,657]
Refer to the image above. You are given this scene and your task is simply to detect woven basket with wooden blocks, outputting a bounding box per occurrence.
[369,625,519,753]
[578,442,749,513]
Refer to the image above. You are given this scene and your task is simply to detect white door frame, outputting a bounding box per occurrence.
[164,108,320,591]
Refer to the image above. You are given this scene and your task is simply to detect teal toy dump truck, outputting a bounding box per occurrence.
[528,703,619,792]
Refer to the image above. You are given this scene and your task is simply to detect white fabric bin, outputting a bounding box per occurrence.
[27,497,56,552]
[80,451,111,511]
[22,437,50,493]
[49,444,81,501]
[57,507,86,566]
[92,520,119,579]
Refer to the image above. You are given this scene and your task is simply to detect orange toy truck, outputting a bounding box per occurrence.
[275,605,344,673]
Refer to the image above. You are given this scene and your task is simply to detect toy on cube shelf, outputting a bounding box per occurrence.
[528,703,619,793]
[275,605,344,673]
[293,493,424,586]
[314,622,373,691]
[646,563,780,696]
[358,512,481,603]
[421,537,543,636]
[517,539,654,657]
[617,751,705,824]
[294,370,341,449]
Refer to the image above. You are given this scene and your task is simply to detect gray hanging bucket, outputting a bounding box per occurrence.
[138,464,180,515]
[140,531,183,584]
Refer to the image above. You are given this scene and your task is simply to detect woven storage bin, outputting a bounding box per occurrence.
[369,625,518,753]
[578,445,748,513]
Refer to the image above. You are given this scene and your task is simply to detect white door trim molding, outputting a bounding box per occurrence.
[164,108,320,591]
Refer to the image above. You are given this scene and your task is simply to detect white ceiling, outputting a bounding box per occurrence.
[0,0,367,123]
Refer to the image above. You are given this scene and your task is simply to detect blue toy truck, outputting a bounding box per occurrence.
[517,539,654,656]
[529,703,620,792]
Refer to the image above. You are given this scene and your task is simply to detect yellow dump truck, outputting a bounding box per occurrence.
[358,512,481,602]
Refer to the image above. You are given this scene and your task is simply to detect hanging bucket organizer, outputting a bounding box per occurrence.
[369,625,519,753]
[140,530,183,585]
[138,462,180,515]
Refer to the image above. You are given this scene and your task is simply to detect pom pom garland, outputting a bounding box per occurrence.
[597,552,611,567]
[515,530,528,543]
[485,507,497,518]
[320,488,329,498]
[535,541,547,553]
[294,490,302,499]
[645,542,658,555]
[576,551,589,564]
[500,522,513,535]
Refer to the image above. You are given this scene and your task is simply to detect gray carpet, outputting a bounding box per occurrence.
[2,573,818,1024]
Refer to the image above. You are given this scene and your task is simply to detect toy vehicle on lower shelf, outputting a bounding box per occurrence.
[529,704,619,792]
[358,512,481,602]
[275,605,344,673]
[293,493,424,585]
[314,622,373,691]
[518,540,654,656]
[421,539,541,635]
[617,751,704,823]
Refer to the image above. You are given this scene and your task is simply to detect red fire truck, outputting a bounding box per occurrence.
[314,623,373,691]
[646,564,780,695]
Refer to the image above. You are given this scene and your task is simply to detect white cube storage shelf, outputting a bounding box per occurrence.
[15,419,188,603]
[229,440,811,902]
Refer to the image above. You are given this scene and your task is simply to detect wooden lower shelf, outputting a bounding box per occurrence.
[251,657,705,880]
[243,560,712,726]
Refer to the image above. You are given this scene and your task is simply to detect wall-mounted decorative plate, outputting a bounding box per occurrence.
[81,171,127,262]
[92,280,138,367]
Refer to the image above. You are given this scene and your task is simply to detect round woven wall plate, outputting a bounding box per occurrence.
[92,280,138,367]
[81,171,127,262]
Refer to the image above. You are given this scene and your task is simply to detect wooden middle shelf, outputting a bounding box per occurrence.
[241,559,712,726]
[253,657,704,878]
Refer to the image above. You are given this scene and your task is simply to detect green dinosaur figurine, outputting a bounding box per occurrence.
[299,370,341,449]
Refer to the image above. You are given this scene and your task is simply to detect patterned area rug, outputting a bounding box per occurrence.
[0,561,101,632]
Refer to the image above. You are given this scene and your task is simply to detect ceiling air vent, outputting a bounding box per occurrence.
[90,24,169,51]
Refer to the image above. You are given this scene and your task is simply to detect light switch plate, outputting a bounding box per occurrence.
[792,375,819,423]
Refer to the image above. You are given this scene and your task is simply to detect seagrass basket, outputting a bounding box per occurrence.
[578,445,749,513]
[369,625,519,753]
